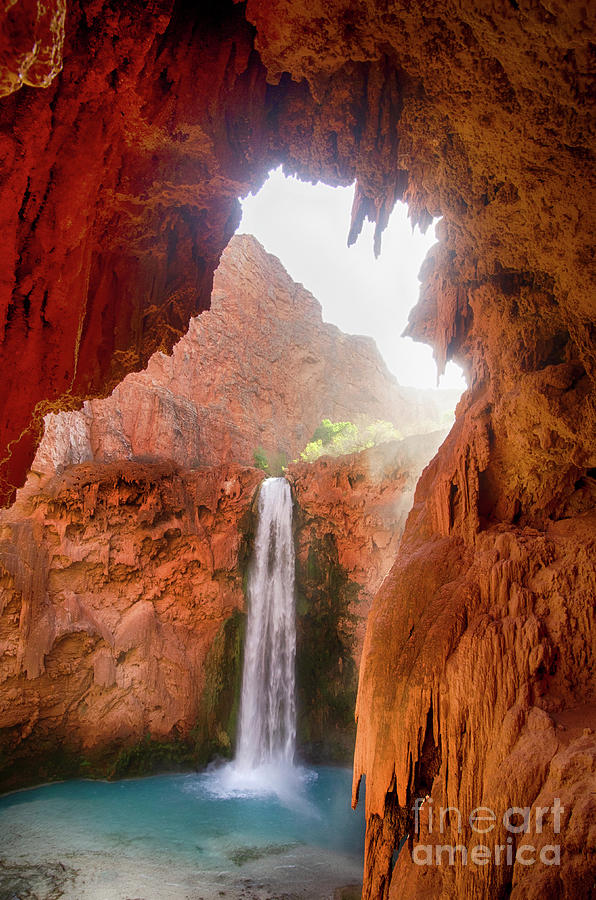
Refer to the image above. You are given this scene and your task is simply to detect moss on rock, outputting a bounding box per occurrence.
[107,732,196,779]
[192,608,246,765]
[295,531,360,764]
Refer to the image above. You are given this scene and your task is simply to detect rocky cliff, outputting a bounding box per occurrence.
[34,233,450,474]
[354,413,596,899]
[0,222,446,790]
[0,460,264,788]
[0,431,438,788]
[290,430,446,762]
[0,2,594,897]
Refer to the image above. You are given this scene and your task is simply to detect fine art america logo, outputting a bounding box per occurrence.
[411,796,563,867]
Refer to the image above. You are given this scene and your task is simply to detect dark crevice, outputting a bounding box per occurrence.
[448,481,459,529]
[18,176,31,222]
[414,704,442,796]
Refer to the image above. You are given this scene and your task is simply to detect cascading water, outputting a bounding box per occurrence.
[207,475,307,805]
[236,476,296,771]
[0,475,365,900]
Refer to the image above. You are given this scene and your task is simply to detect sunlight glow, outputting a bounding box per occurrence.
[239,167,466,393]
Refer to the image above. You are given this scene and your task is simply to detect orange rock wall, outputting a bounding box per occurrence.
[245,6,596,895]
[0,461,264,787]
[0,218,445,790]
[290,432,447,662]
[0,1,594,896]
[0,0,425,506]
[0,437,430,788]
[290,432,446,761]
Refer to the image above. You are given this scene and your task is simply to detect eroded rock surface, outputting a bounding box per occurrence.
[290,431,446,761]
[0,433,433,787]
[353,408,596,898]
[34,234,452,473]
[0,0,274,503]
[0,461,263,787]
[290,432,447,663]
[0,1,594,896]
[0,226,444,788]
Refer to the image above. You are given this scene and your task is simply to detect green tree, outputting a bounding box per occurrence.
[299,419,402,463]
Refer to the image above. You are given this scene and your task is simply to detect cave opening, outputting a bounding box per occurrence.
[0,0,593,897]
[237,165,467,395]
[0,156,472,900]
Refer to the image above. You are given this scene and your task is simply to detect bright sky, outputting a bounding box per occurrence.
[239,167,466,392]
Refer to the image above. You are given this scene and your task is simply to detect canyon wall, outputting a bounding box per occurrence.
[34,233,452,474]
[0,460,263,788]
[290,430,446,762]
[354,422,596,898]
[1,225,444,788]
[0,1,594,897]
[0,433,437,788]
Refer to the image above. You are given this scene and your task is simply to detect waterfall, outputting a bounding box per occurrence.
[236,476,296,771]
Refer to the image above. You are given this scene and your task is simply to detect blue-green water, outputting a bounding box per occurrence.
[0,765,364,899]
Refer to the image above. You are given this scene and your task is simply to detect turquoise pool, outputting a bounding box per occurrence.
[0,764,364,899]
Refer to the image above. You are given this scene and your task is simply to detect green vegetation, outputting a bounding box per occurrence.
[192,608,246,765]
[299,418,402,463]
[253,446,270,471]
[108,733,196,779]
[252,446,288,476]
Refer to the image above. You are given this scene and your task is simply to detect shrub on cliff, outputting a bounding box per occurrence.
[253,446,270,471]
[299,418,402,463]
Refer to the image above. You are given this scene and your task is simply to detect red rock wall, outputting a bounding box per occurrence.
[33,234,451,474]
[0,2,594,896]
[0,0,66,97]
[0,219,447,790]
[1,0,252,503]
[289,432,447,663]
[0,435,432,788]
[0,0,422,506]
[244,6,596,895]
